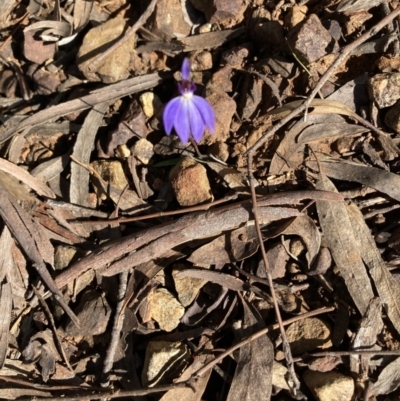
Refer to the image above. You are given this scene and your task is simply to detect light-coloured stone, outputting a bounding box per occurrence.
[147,288,184,332]
[90,160,129,199]
[115,144,131,158]
[303,370,354,401]
[207,141,230,162]
[190,51,213,71]
[172,264,209,306]
[169,157,213,206]
[272,361,290,390]
[284,5,308,29]
[54,246,77,271]
[139,92,163,119]
[142,341,190,387]
[369,73,400,109]
[131,138,154,165]
[77,17,134,83]
[286,318,332,354]
[147,0,191,40]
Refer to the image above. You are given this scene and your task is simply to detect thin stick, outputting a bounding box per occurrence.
[32,286,74,372]
[302,350,400,358]
[87,0,159,72]
[6,382,189,401]
[79,193,238,226]
[101,271,129,387]
[194,306,334,378]
[247,162,300,393]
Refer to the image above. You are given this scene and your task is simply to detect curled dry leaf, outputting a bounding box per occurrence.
[347,202,400,335]
[307,155,400,202]
[296,122,368,143]
[159,340,214,401]
[315,175,374,315]
[22,329,59,382]
[372,357,400,396]
[0,158,55,198]
[281,214,321,268]
[70,101,110,206]
[226,300,273,401]
[142,341,190,387]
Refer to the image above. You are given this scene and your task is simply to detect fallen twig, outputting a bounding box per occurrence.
[55,190,343,288]
[194,306,335,378]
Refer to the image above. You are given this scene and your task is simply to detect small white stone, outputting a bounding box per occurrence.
[139,92,163,119]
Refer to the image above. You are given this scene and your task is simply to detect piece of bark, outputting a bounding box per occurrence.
[55,190,343,287]
[107,99,148,156]
[226,300,273,401]
[70,101,110,206]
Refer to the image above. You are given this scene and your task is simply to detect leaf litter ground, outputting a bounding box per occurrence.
[1,0,400,400]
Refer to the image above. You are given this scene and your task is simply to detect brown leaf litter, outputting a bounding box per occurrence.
[1,0,400,400]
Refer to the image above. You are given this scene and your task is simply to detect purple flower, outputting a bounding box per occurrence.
[163,58,215,144]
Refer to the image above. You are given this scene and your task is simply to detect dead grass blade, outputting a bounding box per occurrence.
[347,202,400,335]
[315,175,374,315]
[226,299,273,401]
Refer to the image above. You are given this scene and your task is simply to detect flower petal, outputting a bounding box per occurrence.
[174,99,191,144]
[181,58,191,81]
[192,96,216,133]
[163,97,182,135]
[187,99,205,143]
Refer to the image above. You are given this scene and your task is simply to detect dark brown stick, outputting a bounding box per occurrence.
[194,306,335,378]
[55,190,343,288]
